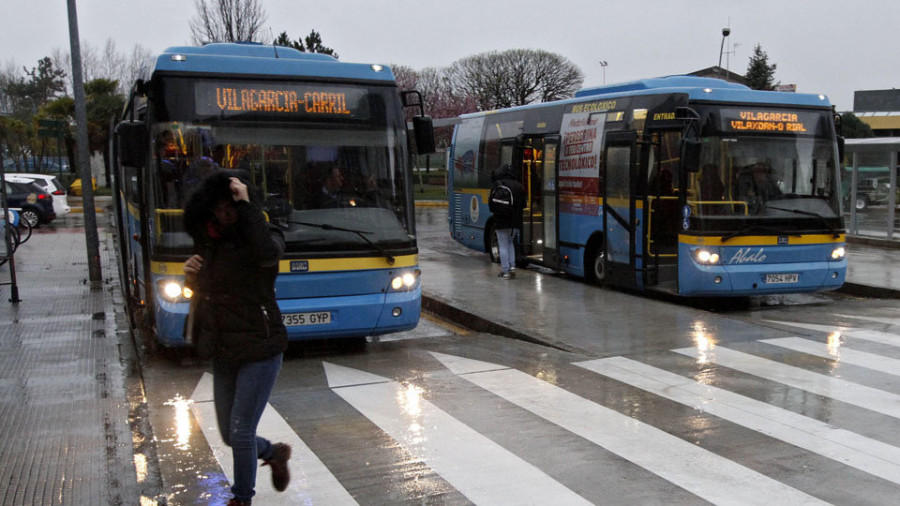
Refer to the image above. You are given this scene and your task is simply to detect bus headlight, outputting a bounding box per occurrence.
[694,249,720,265]
[158,280,193,302]
[390,269,421,291]
[831,246,846,260]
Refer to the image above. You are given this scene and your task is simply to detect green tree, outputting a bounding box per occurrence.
[274,30,338,59]
[745,44,778,91]
[5,57,66,120]
[840,112,875,138]
[40,79,123,181]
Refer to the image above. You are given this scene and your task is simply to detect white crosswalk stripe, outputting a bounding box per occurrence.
[763,319,900,348]
[762,336,900,376]
[835,314,900,327]
[323,361,592,505]
[575,356,900,485]
[190,373,358,505]
[188,317,900,504]
[430,352,828,506]
[673,345,900,419]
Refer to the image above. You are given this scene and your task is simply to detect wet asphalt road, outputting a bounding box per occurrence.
[134,206,900,505]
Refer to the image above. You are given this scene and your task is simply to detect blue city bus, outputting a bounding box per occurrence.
[113,43,434,347]
[448,76,847,296]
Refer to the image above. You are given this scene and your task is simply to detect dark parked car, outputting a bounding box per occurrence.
[3,180,56,227]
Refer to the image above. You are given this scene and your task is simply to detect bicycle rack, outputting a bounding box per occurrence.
[0,162,21,302]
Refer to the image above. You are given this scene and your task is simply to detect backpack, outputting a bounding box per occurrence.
[489,182,515,221]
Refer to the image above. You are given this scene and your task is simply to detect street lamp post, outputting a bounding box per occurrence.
[718,27,731,79]
[599,61,608,85]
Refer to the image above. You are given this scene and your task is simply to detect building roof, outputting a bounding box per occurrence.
[688,66,748,86]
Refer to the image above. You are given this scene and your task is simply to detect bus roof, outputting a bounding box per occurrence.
[147,42,397,83]
[460,75,832,119]
[576,75,832,107]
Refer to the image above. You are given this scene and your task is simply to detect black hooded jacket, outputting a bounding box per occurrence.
[489,164,526,230]
[183,172,288,364]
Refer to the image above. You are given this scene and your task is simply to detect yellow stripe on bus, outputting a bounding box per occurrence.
[680,234,846,246]
[150,254,419,276]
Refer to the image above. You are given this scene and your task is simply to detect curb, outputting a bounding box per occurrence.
[847,235,900,250]
[422,292,596,356]
[838,281,900,300]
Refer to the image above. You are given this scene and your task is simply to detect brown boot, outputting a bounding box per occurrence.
[262,443,292,492]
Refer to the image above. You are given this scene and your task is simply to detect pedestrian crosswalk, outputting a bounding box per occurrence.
[190,317,900,504]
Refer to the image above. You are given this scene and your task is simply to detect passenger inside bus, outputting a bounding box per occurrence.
[699,164,726,215]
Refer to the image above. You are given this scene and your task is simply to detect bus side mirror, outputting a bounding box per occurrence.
[681,138,701,172]
[413,116,436,154]
[117,121,148,168]
[837,135,845,163]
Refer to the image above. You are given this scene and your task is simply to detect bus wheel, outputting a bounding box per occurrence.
[585,245,606,285]
[138,307,159,357]
[487,224,500,263]
[856,196,868,210]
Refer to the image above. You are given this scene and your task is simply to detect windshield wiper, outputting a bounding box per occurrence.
[720,225,802,243]
[286,220,395,265]
[766,206,841,238]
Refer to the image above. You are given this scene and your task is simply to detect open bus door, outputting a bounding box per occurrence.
[602,131,641,289]
[644,130,684,289]
[514,135,561,267]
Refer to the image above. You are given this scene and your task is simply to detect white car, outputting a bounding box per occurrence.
[4,173,70,217]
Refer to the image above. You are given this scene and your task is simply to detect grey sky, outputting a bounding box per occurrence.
[2,0,896,111]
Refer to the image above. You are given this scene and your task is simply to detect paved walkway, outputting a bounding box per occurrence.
[844,238,900,298]
[0,225,159,504]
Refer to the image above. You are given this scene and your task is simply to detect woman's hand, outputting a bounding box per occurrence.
[230,177,249,202]
[183,254,204,285]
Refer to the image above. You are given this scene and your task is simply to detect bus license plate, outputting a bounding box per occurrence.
[282,312,332,326]
[765,273,799,284]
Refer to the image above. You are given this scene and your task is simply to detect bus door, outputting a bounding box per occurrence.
[540,136,560,267]
[602,131,641,288]
[644,130,683,287]
[515,136,547,263]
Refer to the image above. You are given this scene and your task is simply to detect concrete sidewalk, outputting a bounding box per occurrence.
[0,225,158,505]
[843,237,900,298]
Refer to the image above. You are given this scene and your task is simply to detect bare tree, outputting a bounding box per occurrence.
[448,49,583,111]
[53,40,153,96]
[190,0,268,44]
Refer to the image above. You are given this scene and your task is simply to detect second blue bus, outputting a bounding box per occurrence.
[448,75,847,296]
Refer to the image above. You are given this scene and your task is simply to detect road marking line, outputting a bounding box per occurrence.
[673,346,900,419]
[576,356,900,485]
[191,372,357,505]
[762,320,900,347]
[835,314,900,327]
[762,337,900,376]
[430,352,827,506]
[323,361,591,505]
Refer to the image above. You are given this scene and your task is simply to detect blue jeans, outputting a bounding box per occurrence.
[213,353,283,501]
[496,228,516,273]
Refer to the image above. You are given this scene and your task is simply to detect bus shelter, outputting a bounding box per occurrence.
[844,137,900,240]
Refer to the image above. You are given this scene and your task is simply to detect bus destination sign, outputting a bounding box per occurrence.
[721,108,819,134]
[195,81,370,119]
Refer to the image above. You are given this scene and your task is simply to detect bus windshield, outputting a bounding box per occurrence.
[689,135,840,222]
[148,81,413,256]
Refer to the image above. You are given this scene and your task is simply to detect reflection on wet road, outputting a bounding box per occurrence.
[135,207,900,505]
